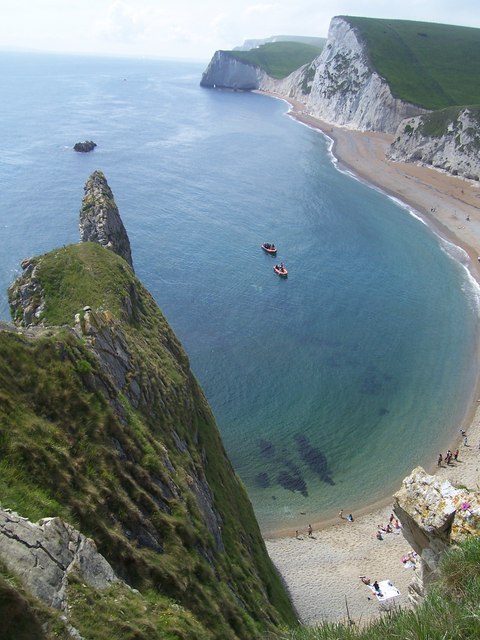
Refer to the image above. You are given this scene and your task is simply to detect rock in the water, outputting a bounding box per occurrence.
[79,170,134,271]
[73,140,97,152]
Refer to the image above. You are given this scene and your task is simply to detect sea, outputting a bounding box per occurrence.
[1,51,479,533]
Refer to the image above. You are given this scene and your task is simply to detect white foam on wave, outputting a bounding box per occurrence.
[315,126,480,318]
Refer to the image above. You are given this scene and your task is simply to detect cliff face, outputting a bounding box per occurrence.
[201,17,426,133]
[388,107,480,181]
[200,50,268,89]
[394,467,480,605]
[1,174,295,639]
[289,17,427,132]
[79,170,134,271]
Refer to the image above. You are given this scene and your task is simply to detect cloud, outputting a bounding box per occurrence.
[93,1,154,43]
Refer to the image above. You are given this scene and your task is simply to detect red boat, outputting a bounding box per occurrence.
[273,264,288,277]
[261,242,277,255]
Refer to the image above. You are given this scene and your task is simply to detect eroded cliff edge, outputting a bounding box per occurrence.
[1,172,295,639]
[201,17,480,181]
[201,16,427,133]
[394,467,480,605]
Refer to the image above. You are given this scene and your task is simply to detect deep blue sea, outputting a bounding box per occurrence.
[1,52,479,532]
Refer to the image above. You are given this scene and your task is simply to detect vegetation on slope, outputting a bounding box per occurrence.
[273,535,480,639]
[344,17,480,110]
[1,242,296,639]
[417,104,480,139]
[227,41,323,79]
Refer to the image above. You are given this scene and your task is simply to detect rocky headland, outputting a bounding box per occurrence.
[201,16,480,181]
[1,172,296,639]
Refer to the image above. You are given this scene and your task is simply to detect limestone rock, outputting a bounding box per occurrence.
[8,257,45,326]
[0,508,118,611]
[394,467,480,604]
[388,107,480,181]
[201,16,427,133]
[73,141,97,153]
[79,170,134,271]
[200,50,267,89]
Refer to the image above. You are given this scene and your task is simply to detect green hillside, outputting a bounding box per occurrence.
[344,17,480,110]
[227,41,323,79]
[1,242,296,639]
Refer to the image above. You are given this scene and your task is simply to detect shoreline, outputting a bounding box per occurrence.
[260,92,480,625]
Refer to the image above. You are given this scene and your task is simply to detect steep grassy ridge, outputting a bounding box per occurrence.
[228,41,323,79]
[345,17,480,109]
[2,242,296,639]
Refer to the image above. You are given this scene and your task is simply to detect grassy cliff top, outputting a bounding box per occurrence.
[2,242,296,639]
[226,41,324,79]
[344,17,480,110]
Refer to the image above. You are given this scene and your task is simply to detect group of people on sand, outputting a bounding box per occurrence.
[338,509,354,522]
[376,513,401,540]
[359,576,382,596]
[401,550,418,569]
[438,448,459,466]
[295,524,314,539]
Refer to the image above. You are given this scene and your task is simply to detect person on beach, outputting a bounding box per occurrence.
[347,513,354,522]
[338,509,344,519]
[308,524,313,537]
[453,449,459,461]
[445,450,452,464]
[359,576,371,585]
[437,453,443,466]
[372,580,382,595]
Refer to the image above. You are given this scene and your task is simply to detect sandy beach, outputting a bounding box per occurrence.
[263,96,480,626]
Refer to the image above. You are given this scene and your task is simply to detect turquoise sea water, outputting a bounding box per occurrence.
[1,52,479,532]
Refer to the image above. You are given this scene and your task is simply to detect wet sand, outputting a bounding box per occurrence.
[262,95,480,625]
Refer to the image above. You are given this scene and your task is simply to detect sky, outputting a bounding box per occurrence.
[1,0,479,61]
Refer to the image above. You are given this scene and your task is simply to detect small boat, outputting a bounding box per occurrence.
[261,242,277,255]
[273,264,288,277]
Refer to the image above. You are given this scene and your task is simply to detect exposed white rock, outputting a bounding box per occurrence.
[200,51,268,89]
[388,108,480,181]
[0,508,118,611]
[201,17,427,133]
[394,467,480,605]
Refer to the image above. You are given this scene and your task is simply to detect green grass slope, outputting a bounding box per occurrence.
[1,243,296,639]
[344,17,480,109]
[227,41,323,79]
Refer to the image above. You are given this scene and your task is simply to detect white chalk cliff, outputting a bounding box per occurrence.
[388,107,480,181]
[201,17,427,133]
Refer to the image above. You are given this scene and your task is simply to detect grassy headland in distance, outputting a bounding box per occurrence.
[228,41,324,79]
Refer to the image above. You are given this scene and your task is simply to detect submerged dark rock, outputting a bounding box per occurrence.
[294,434,335,486]
[255,472,271,488]
[257,438,275,458]
[73,140,97,152]
[277,468,308,497]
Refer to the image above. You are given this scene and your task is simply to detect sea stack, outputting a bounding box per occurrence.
[79,170,134,271]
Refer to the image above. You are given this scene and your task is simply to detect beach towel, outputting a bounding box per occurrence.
[367,580,400,601]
